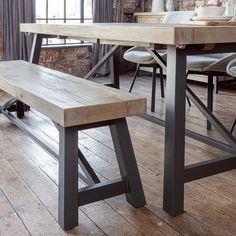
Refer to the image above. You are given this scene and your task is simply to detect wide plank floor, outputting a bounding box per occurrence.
[0,72,235,236]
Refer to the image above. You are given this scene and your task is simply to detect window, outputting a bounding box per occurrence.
[36,0,93,45]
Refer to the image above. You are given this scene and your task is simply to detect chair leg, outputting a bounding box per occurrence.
[159,67,165,98]
[151,66,157,112]
[230,117,236,134]
[129,64,141,93]
[186,96,191,107]
[207,75,214,130]
[185,72,191,107]
[214,76,219,94]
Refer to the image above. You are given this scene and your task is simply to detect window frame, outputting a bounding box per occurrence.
[36,0,93,46]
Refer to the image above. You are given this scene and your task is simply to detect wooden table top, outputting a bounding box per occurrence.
[21,23,236,46]
[187,20,236,26]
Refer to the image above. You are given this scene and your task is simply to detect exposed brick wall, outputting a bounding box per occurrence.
[39,45,92,77]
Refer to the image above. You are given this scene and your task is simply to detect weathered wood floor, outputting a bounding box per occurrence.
[0,73,235,236]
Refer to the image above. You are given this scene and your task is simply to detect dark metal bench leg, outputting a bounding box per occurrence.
[163,46,186,216]
[109,118,146,208]
[59,126,78,230]
[207,75,214,130]
[16,101,25,118]
[151,66,157,112]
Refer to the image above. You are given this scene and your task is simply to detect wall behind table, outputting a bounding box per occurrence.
[144,0,196,11]
[39,45,92,77]
[0,0,197,75]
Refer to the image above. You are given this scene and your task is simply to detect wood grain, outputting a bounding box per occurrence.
[21,22,236,46]
[0,74,235,235]
[187,20,236,26]
[0,61,146,127]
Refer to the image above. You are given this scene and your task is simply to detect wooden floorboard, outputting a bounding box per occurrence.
[0,73,235,235]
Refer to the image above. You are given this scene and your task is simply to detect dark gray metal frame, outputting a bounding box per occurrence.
[0,103,146,230]
[187,70,230,130]
[2,33,146,230]
[20,32,236,219]
[152,44,236,216]
[138,44,236,216]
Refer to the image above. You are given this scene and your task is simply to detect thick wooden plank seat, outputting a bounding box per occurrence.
[0,60,146,127]
[0,60,146,230]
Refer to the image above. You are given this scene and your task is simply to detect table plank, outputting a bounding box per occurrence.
[21,23,236,46]
[187,20,236,26]
[0,61,146,127]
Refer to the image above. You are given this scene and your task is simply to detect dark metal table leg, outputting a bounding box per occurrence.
[111,47,120,89]
[58,126,78,230]
[30,33,43,64]
[110,118,146,208]
[163,46,187,216]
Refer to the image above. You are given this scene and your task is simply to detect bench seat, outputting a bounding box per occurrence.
[0,60,147,230]
[0,60,146,127]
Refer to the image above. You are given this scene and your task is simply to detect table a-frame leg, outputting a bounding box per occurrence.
[163,46,187,216]
[58,126,78,230]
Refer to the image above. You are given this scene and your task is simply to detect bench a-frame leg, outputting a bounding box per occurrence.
[58,126,78,230]
[109,118,146,207]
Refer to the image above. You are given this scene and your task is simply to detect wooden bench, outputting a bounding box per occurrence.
[0,60,147,230]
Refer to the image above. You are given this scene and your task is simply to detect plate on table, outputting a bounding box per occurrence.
[192,16,232,21]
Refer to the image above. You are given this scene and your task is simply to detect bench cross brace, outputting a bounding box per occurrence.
[0,104,146,230]
[52,120,100,185]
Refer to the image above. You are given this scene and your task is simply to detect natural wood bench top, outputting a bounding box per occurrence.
[0,61,146,127]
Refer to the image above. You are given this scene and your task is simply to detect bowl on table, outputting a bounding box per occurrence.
[196,6,226,17]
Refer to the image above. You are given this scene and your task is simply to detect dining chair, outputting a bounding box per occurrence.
[123,11,196,112]
[226,58,236,134]
[163,12,236,129]
[123,46,165,112]
[187,53,236,129]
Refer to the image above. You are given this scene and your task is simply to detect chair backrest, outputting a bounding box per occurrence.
[227,59,236,77]
[163,11,196,24]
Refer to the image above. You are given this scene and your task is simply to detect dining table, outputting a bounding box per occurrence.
[20,22,236,217]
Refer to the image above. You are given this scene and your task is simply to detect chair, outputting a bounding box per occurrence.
[124,11,196,112]
[187,53,236,129]
[163,12,236,128]
[226,59,236,134]
[124,47,165,112]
